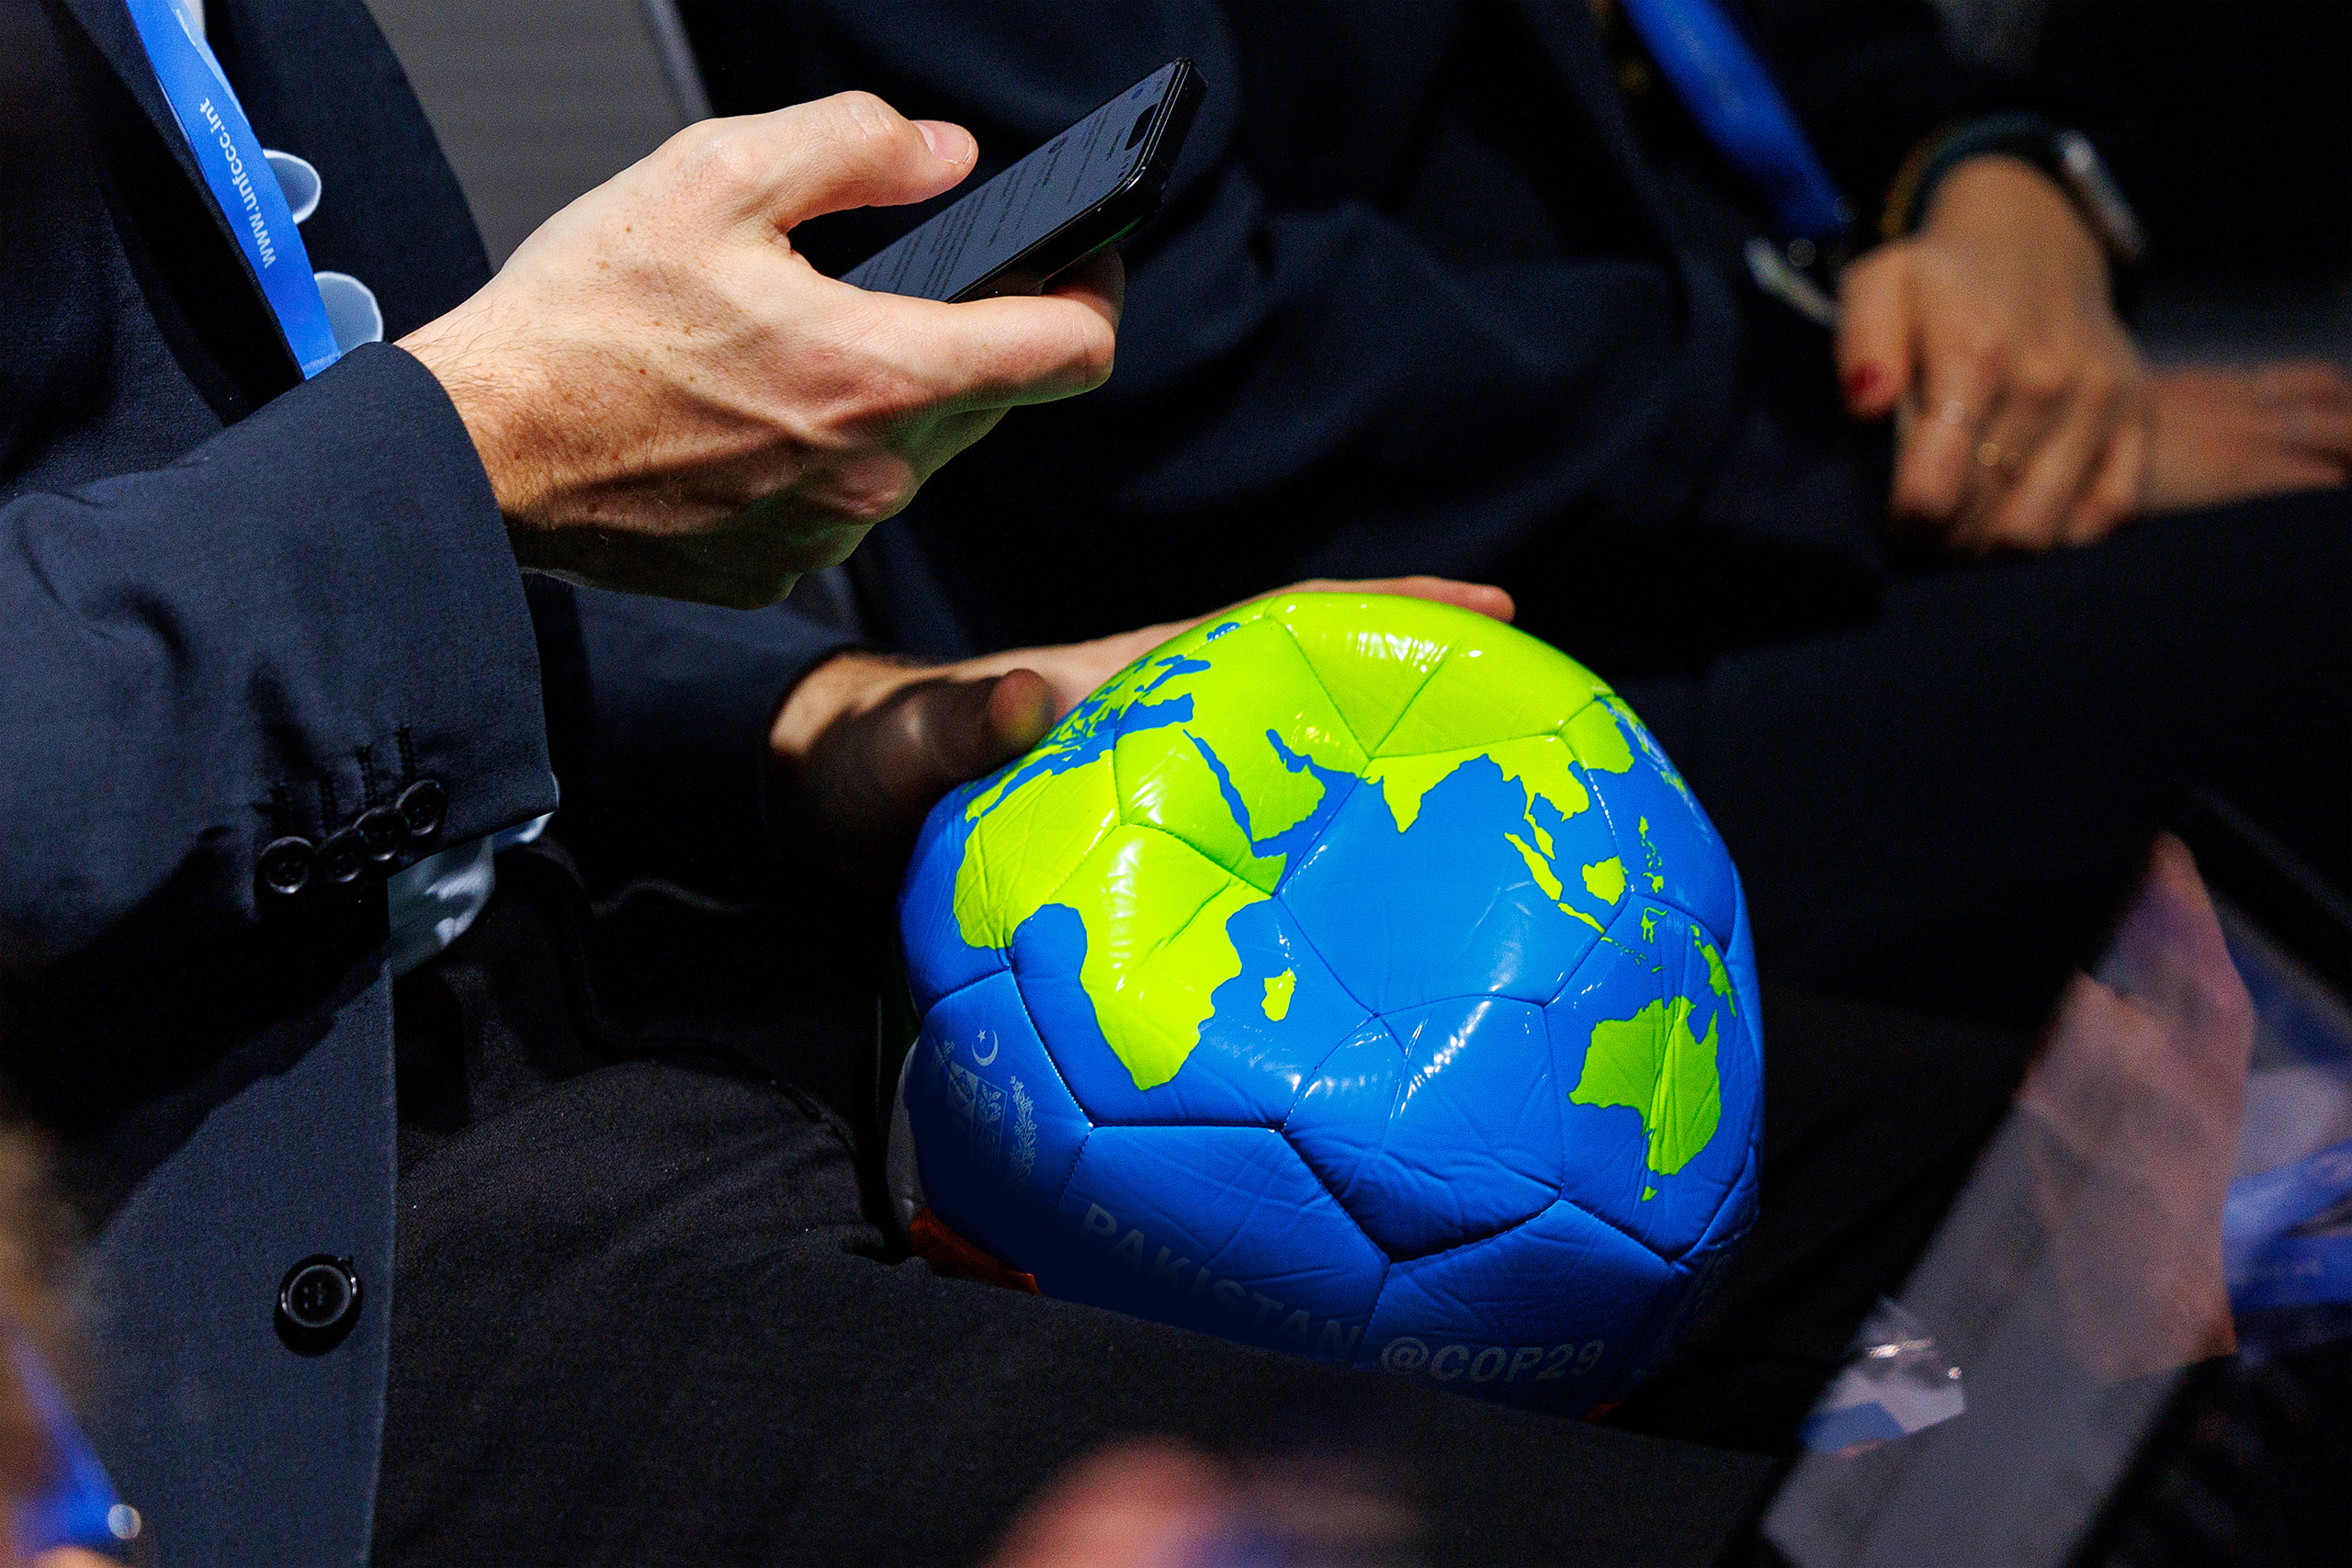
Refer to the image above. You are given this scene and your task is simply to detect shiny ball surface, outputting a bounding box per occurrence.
[898,593,1762,1410]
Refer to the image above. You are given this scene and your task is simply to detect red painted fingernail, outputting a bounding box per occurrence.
[1845,365,1883,402]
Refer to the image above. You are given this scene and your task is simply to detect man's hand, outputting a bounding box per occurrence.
[771,578,1517,882]
[2145,361,2352,515]
[1839,155,2152,553]
[400,93,1121,608]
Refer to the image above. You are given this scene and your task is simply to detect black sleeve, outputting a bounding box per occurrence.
[559,587,863,896]
[0,344,551,1093]
[1740,0,2088,229]
[681,0,1745,643]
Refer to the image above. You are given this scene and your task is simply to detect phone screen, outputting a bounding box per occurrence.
[843,62,1189,303]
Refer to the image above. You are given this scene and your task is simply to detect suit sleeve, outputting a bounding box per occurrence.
[682,0,1747,641]
[0,344,551,1034]
[557,586,863,896]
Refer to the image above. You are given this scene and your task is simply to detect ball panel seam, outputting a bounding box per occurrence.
[1554,1189,1677,1266]
[910,958,1011,1021]
[999,957,1098,1132]
[1260,1120,1389,1260]
[1269,617,1379,757]
[1271,615,1451,759]
[1282,1005,1566,1264]
[1353,1259,1396,1368]
[1355,1192,1556,1266]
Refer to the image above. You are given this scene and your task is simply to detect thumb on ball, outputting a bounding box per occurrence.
[897,670,1054,803]
[981,669,1057,765]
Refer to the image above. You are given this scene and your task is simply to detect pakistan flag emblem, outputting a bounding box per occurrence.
[936,1033,1036,1183]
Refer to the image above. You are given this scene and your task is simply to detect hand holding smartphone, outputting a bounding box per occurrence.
[844,62,1204,304]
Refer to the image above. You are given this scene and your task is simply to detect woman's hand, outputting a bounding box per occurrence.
[1838,155,2152,553]
[2144,361,2352,514]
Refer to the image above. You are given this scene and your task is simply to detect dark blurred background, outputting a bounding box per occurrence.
[364,0,704,264]
[2030,0,2352,361]
[365,0,2350,358]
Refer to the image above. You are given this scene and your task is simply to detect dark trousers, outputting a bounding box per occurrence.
[1586,488,2352,1032]
[372,851,2032,1567]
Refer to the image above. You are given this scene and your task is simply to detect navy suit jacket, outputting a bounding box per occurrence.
[0,0,852,1559]
[684,0,2028,665]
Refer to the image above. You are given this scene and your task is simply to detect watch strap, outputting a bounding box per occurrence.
[1883,112,2146,267]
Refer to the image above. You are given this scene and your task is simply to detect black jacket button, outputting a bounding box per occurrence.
[316,827,367,885]
[395,779,447,841]
[257,836,315,897]
[276,1255,362,1355]
[355,806,407,863]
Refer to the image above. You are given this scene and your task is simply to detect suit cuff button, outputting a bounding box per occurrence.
[317,827,368,885]
[257,836,315,897]
[277,1254,363,1355]
[395,778,447,841]
[356,806,407,863]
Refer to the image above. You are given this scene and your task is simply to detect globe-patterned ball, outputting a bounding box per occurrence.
[895,592,1762,1411]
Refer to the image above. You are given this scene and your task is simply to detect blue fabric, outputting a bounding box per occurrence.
[119,0,342,375]
[9,1338,124,1556]
[1616,0,1851,242]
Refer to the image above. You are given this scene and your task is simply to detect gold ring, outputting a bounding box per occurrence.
[1976,439,2019,478]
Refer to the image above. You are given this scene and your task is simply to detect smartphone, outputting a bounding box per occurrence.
[842,60,1204,304]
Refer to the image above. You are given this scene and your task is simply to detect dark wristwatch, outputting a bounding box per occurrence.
[1885,112,2146,268]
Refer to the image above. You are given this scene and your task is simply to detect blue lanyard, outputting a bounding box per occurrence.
[1614,0,1852,244]
[10,1336,131,1557]
[120,0,342,378]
